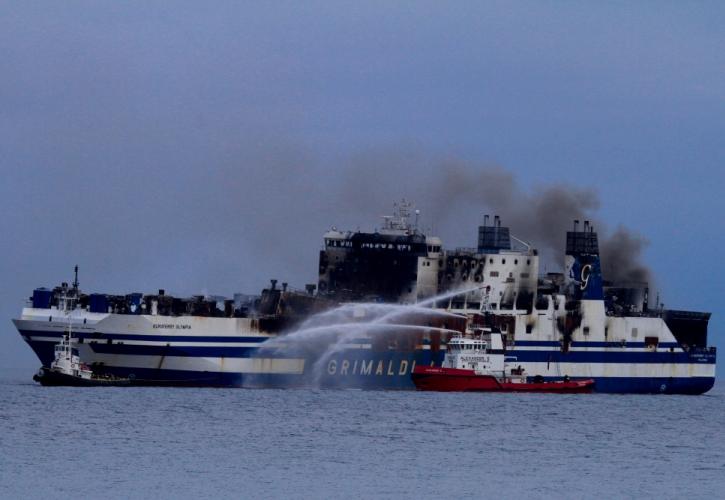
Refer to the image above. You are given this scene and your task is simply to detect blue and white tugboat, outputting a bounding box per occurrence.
[33,327,131,387]
[33,279,130,387]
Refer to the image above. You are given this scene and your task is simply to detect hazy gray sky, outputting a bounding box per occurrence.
[1,2,723,374]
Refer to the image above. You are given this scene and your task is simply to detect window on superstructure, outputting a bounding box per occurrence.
[502,259,506,264]
[514,259,518,265]
[631,327,638,338]
[583,326,590,336]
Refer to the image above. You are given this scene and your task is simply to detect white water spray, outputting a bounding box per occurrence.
[253,285,484,388]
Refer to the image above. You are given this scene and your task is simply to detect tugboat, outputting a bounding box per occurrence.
[33,281,130,387]
[412,332,594,393]
[33,328,132,386]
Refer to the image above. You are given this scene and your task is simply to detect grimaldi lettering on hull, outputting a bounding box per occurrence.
[327,359,417,376]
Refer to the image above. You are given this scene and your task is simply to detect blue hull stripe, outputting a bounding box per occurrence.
[23,335,715,364]
[85,344,714,364]
[516,340,681,349]
[19,330,268,343]
[506,349,715,364]
[88,344,259,357]
[22,330,683,350]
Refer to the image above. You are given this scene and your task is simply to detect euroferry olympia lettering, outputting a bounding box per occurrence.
[14,203,716,393]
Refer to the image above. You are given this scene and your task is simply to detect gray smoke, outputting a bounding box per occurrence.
[427,161,601,258]
[599,227,651,284]
[430,162,652,284]
[332,155,652,285]
[176,149,651,291]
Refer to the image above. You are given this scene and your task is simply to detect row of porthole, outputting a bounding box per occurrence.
[452,258,532,267]
[447,271,524,281]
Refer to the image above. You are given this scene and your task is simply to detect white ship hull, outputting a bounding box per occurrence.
[14,305,715,393]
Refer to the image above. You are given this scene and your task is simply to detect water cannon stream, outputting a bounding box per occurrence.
[251,284,484,388]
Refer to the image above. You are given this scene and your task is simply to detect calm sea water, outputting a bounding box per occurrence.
[1,372,724,499]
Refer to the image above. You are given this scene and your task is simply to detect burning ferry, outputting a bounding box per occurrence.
[12,202,716,393]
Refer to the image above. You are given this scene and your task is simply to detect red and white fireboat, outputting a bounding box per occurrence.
[412,333,594,393]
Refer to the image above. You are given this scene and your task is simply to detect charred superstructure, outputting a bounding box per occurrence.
[13,202,716,393]
[318,201,441,303]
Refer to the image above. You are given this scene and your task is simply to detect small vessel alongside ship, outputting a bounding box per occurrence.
[33,332,132,387]
[13,202,716,393]
[411,334,594,393]
[32,291,131,387]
